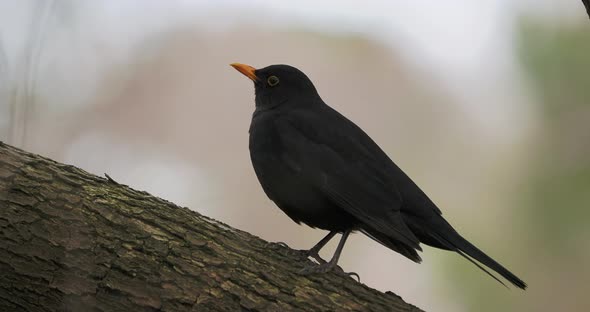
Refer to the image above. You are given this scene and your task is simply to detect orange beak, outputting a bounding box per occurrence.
[230,63,258,81]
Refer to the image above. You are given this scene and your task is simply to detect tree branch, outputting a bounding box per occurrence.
[583,0,590,19]
[0,142,423,312]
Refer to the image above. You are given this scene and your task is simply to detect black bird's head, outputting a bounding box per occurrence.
[231,63,321,110]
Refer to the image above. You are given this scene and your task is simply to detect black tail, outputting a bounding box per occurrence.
[432,227,527,289]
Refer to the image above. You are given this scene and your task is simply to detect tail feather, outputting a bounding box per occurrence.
[433,229,527,289]
[455,249,508,289]
[361,228,422,263]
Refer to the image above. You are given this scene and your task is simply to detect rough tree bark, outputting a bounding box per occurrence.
[0,142,423,312]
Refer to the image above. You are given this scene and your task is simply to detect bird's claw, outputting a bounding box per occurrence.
[304,250,328,264]
[265,242,330,263]
[329,264,361,282]
[267,242,359,281]
[265,242,315,260]
[299,262,336,275]
[298,262,361,282]
[343,271,361,282]
[264,241,290,250]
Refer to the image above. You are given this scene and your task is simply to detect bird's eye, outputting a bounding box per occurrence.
[267,75,280,87]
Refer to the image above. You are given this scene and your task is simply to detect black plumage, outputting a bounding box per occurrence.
[231,63,526,289]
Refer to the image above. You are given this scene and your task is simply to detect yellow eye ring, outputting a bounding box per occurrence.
[267,75,280,87]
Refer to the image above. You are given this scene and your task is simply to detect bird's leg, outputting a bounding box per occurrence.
[300,230,353,275]
[304,231,337,264]
[263,232,336,263]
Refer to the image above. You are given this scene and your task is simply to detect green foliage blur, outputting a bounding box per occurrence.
[520,17,590,251]
[519,18,590,312]
[454,17,590,312]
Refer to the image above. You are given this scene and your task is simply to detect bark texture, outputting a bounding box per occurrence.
[0,142,423,312]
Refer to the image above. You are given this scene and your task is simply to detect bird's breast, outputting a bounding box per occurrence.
[248,114,358,231]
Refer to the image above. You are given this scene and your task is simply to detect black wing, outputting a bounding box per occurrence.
[274,106,422,251]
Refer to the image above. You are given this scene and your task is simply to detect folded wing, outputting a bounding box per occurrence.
[275,107,422,255]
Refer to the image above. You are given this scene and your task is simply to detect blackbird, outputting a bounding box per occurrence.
[231,63,527,289]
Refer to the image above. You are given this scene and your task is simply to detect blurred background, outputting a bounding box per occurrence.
[1,1,588,311]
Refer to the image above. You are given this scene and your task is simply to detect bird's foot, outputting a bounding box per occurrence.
[265,242,329,262]
[299,261,337,275]
[304,249,327,264]
[298,262,360,282]
[264,241,290,250]
[264,242,314,260]
[343,271,361,282]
